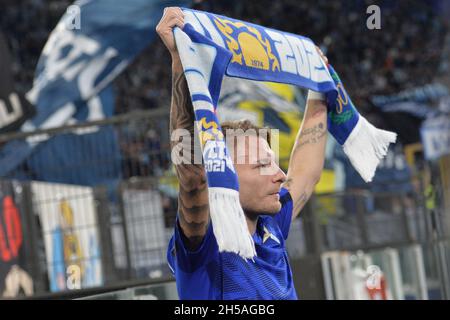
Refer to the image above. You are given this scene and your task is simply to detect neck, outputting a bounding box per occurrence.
[244,211,259,235]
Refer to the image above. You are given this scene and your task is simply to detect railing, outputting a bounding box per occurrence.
[0,109,177,299]
[0,109,449,299]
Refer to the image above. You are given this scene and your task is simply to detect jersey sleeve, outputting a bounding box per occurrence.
[274,187,294,240]
[167,214,218,274]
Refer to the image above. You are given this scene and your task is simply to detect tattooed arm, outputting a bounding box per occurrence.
[282,98,327,220]
[157,7,210,250]
[281,48,329,220]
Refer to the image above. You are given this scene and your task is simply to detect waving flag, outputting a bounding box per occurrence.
[0,0,190,185]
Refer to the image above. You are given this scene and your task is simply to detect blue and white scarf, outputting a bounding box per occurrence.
[174,8,397,259]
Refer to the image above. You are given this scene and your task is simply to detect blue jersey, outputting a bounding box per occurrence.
[167,187,298,300]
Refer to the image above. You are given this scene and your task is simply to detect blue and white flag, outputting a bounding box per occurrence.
[371,83,449,107]
[375,101,439,119]
[22,85,121,186]
[0,0,190,183]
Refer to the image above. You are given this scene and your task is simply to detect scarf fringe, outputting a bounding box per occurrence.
[209,187,256,261]
[343,116,397,182]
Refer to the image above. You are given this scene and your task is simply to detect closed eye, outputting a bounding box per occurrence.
[255,157,272,168]
[255,161,271,169]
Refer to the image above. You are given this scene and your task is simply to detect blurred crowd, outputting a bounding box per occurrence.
[1,0,448,115]
[0,0,448,178]
[1,0,72,93]
[117,0,448,116]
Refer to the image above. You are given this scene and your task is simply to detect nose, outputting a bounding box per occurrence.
[272,165,287,184]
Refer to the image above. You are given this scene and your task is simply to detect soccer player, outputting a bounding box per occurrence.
[157,7,329,299]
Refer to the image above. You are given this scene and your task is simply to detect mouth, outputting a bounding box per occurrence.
[269,192,280,200]
[269,188,280,195]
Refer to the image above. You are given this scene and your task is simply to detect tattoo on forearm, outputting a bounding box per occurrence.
[179,180,207,198]
[176,164,206,185]
[178,197,209,224]
[177,208,209,250]
[295,122,326,150]
[170,71,194,134]
[179,193,209,216]
[170,70,209,244]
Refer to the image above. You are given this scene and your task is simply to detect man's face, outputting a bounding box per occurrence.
[230,135,287,216]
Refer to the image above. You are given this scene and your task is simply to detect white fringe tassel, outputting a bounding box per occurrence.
[343,116,397,183]
[208,187,256,260]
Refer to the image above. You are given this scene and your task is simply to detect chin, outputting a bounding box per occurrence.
[262,201,282,215]
[243,197,282,215]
